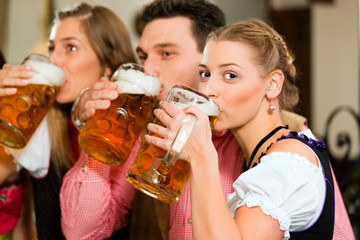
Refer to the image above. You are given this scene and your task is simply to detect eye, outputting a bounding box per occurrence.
[224,72,237,80]
[67,44,77,52]
[138,54,147,62]
[162,51,173,57]
[48,42,54,53]
[200,70,210,79]
[48,45,54,53]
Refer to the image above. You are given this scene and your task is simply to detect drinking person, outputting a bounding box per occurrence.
[0,3,137,239]
[73,0,354,239]
[147,19,335,239]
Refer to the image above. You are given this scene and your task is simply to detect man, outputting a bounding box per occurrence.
[74,0,354,239]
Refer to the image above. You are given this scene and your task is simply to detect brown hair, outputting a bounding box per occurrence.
[208,19,299,111]
[49,3,137,174]
[56,3,137,74]
[140,0,225,52]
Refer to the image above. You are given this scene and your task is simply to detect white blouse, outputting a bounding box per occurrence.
[227,147,326,240]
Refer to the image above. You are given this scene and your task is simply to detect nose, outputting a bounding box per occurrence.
[201,78,217,99]
[48,49,63,68]
[142,56,160,79]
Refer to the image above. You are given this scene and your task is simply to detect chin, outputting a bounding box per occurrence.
[56,94,73,104]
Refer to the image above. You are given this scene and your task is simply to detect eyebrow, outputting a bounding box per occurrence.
[136,42,179,54]
[199,63,243,69]
[48,37,78,44]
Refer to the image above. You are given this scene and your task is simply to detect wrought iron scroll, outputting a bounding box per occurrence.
[322,105,360,230]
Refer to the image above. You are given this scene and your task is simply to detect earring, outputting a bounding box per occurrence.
[269,99,275,111]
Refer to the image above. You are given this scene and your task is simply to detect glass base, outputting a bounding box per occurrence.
[0,120,26,148]
[126,173,179,204]
[78,135,126,166]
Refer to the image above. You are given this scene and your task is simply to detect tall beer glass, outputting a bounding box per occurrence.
[78,63,160,166]
[126,85,219,203]
[0,54,65,148]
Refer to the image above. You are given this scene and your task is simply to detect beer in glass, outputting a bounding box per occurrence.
[126,85,219,203]
[0,54,65,148]
[78,63,160,166]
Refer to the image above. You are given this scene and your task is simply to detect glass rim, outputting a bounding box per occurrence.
[170,84,219,110]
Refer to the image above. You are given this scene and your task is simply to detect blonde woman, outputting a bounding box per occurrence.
[147,19,335,239]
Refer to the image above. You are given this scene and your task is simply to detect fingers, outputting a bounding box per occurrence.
[156,101,186,129]
[144,134,171,152]
[0,64,31,97]
[0,88,18,96]
[0,64,32,86]
[89,80,118,101]
[76,79,119,123]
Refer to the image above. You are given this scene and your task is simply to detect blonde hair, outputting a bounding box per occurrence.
[208,19,299,111]
[48,3,137,175]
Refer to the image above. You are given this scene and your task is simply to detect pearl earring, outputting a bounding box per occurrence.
[269,99,275,111]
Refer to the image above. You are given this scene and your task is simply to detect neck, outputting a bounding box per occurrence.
[231,110,285,163]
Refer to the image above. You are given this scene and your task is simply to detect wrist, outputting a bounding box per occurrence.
[71,87,90,130]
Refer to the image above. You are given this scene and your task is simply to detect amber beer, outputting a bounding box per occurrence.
[0,55,65,148]
[78,63,160,166]
[126,85,219,204]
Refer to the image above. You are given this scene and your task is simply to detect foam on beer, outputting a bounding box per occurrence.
[113,69,160,96]
[25,60,65,86]
[169,88,219,116]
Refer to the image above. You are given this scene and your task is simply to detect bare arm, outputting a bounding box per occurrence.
[0,146,16,184]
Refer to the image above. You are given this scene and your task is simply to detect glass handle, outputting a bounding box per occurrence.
[163,113,197,168]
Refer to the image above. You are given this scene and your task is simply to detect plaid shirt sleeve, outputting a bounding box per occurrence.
[331,167,356,240]
[60,138,140,240]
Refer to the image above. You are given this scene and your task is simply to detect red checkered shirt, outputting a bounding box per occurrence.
[60,129,354,239]
[60,138,140,240]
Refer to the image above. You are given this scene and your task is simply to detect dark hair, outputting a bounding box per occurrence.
[209,19,299,111]
[0,50,6,67]
[140,0,225,52]
[56,2,137,75]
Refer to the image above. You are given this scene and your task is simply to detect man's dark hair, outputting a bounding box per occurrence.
[140,0,226,52]
[0,50,6,67]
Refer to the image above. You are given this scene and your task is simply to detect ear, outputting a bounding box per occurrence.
[266,69,284,99]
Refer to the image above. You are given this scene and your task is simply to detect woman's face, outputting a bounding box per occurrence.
[48,17,103,104]
[199,40,268,132]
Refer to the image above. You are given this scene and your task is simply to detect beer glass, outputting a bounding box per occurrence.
[126,85,219,203]
[0,54,65,148]
[78,63,160,166]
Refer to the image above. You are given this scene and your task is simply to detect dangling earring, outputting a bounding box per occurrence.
[269,98,275,111]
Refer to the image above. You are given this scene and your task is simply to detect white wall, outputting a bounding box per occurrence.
[4,0,43,63]
[3,0,266,63]
[311,0,359,157]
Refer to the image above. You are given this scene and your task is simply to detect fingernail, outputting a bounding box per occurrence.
[9,88,17,94]
[26,71,33,76]
[25,65,32,70]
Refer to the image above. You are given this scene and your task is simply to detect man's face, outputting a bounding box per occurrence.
[137,16,202,100]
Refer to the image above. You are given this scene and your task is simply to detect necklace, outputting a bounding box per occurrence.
[243,125,289,172]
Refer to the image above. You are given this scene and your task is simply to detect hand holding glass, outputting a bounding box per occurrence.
[0,54,65,148]
[126,85,219,203]
[78,63,160,166]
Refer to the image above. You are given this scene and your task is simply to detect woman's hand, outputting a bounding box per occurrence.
[75,77,118,124]
[145,100,215,165]
[0,64,32,96]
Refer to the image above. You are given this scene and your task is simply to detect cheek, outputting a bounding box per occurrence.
[222,84,263,123]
